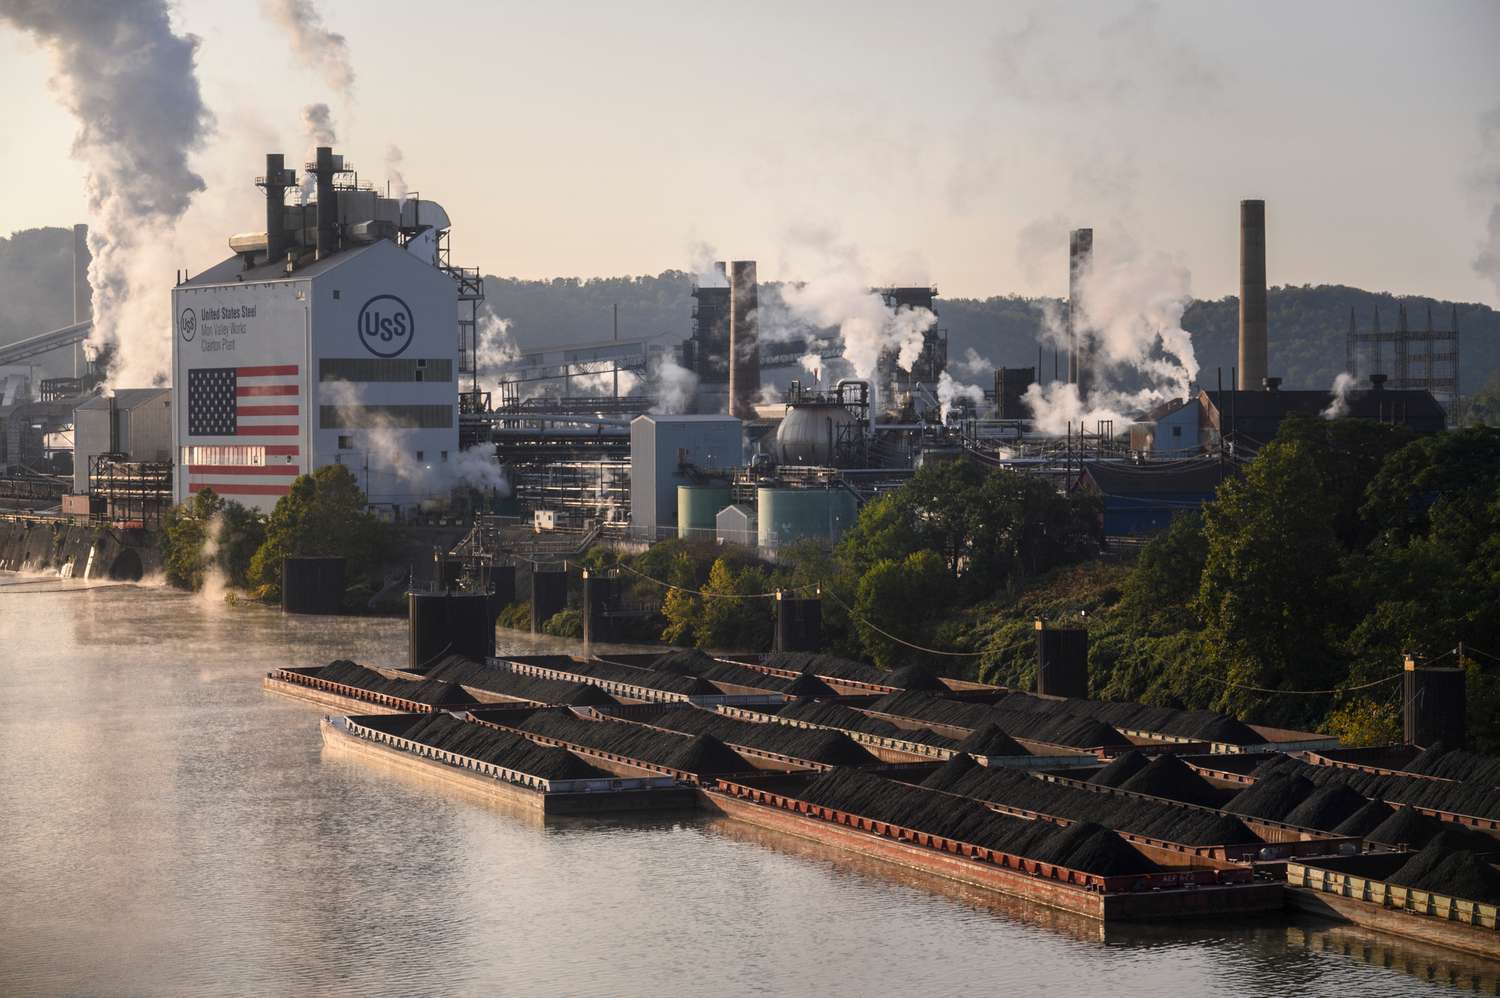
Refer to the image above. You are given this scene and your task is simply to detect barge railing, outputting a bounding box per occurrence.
[1287,861,1499,931]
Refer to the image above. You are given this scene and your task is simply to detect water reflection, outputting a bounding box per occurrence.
[1,582,1494,997]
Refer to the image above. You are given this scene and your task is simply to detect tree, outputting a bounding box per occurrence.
[852,550,954,669]
[1118,512,1206,632]
[246,464,387,602]
[160,489,265,592]
[1197,435,1342,721]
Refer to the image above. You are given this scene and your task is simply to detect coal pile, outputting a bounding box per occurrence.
[992,692,1263,746]
[661,734,750,775]
[627,704,878,767]
[1224,774,1317,823]
[1332,799,1395,838]
[1404,741,1500,787]
[1090,751,1150,788]
[1366,806,1439,848]
[887,666,947,692]
[762,651,898,687]
[421,656,616,706]
[1247,753,1500,822]
[1280,783,1371,832]
[650,649,835,696]
[513,709,747,773]
[566,660,721,696]
[867,690,1131,749]
[953,723,1028,758]
[316,659,478,706]
[774,699,958,749]
[799,768,1161,877]
[922,762,1260,847]
[1117,755,1227,808]
[399,712,607,781]
[1386,841,1500,904]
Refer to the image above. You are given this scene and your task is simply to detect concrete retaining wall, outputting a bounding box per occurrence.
[0,519,160,580]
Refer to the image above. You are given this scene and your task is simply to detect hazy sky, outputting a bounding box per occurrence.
[3,0,1498,305]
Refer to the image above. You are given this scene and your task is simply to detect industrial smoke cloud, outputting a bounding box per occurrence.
[0,0,213,388]
[261,0,355,97]
[1475,105,1500,302]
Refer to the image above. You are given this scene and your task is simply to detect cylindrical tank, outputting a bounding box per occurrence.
[775,403,857,466]
[409,591,494,671]
[282,556,346,614]
[756,488,859,548]
[678,484,731,540]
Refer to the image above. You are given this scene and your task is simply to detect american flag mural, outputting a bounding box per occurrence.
[184,364,302,498]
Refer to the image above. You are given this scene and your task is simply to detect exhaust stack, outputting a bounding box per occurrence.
[728,260,760,419]
[258,153,294,265]
[1238,199,1268,390]
[1067,227,1093,395]
[311,146,338,260]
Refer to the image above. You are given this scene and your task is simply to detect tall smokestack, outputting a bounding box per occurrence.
[71,223,90,325]
[1068,227,1093,395]
[728,260,760,419]
[312,146,337,259]
[1238,199,1268,390]
[259,153,293,265]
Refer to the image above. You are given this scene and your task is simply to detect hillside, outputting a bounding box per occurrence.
[3,225,1496,393]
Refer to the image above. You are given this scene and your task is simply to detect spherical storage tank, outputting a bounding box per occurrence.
[678,484,732,540]
[775,403,857,466]
[756,487,859,548]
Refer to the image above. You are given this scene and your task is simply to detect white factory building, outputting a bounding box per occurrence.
[171,148,463,514]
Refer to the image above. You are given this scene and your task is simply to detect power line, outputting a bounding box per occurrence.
[611,559,816,601]
[821,588,985,658]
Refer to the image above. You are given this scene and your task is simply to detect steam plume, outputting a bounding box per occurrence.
[261,0,355,96]
[937,371,984,423]
[1475,105,1500,302]
[0,0,213,388]
[651,357,698,415]
[1322,372,1356,420]
[385,144,409,203]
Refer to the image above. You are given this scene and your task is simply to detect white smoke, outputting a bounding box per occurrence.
[260,0,355,96]
[936,371,985,423]
[799,352,823,381]
[773,227,936,397]
[688,241,728,288]
[756,384,782,406]
[476,306,521,382]
[1322,372,1357,420]
[1024,238,1199,434]
[385,144,408,203]
[0,1,213,389]
[1475,105,1500,302]
[198,510,228,605]
[297,102,337,200]
[652,357,698,415]
[957,347,994,377]
[322,379,511,497]
[568,362,639,397]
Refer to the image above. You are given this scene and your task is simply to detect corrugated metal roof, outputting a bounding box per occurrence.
[180,241,380,288]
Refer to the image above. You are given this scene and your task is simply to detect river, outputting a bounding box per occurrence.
[1,578,1494,997]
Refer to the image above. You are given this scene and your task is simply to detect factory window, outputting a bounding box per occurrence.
[338,435,353,449]
[332,290,341,300]
[183,445,265,467]
[1172,426,1182,438]
[416,451,424,461]
[319,404,453,429]
[440,450,448,461]
[319,358,452,382]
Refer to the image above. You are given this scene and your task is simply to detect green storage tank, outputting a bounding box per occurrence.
[756,487,859,548]
[677,484,732,540]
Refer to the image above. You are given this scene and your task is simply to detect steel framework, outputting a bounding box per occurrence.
[1346,304,1459,421]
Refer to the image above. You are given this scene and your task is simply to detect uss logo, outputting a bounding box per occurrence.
[358,294,415,357]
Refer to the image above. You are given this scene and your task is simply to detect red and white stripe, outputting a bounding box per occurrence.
[188,364,302,498]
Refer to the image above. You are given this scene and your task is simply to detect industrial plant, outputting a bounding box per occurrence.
[0,150,1462,564]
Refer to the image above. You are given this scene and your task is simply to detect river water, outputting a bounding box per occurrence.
[2,578,1495,997]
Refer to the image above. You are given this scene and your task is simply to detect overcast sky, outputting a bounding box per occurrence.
[3,0,1498,304]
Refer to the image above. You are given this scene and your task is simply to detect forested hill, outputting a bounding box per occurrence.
[3,225,1497,392]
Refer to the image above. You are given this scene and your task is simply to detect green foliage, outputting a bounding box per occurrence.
[852,550,955,669]
[496,601,531,631]
[246,464,388,603]
[1323,697,1403,748]
[542,608,582,638]
[659,554,773,651]
[160,489,265,592]
[1118,513,1205,632]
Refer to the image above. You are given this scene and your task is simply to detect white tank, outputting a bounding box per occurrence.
[775,403,856,466]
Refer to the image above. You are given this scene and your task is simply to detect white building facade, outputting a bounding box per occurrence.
[172,239,458,513]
